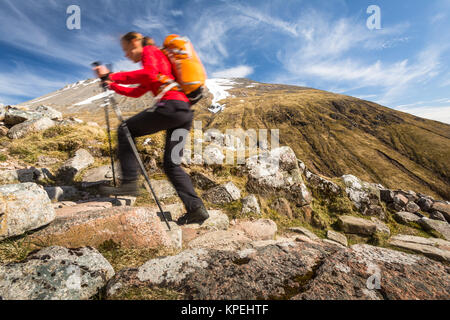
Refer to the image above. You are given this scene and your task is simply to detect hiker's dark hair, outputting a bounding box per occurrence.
[121,32,155,46]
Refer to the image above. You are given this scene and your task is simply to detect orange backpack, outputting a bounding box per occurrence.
[161,35,207,99]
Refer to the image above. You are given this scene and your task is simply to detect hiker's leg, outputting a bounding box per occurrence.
[163,116,205,213]
[117,100,195,183]
[117,109,171,182]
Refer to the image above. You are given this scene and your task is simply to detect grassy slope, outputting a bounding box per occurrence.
[193,83,450,200]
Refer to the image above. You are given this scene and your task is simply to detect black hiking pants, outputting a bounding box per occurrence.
[117,99,204,213]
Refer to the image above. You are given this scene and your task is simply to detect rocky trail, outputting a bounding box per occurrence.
[0,103,449,300]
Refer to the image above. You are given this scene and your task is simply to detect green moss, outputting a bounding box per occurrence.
[368,232,391,247]
[97,240,181,272]
[383,206,440,239]
[0,235,37,263]
[7,124,108,165]
[108,286,184,300]
[215,201,245,220]
[307,179,355,223]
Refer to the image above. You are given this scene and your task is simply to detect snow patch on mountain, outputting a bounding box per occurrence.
[205,79,236,114]
[60,79,100,92]
[74,90,115,106]
[31,92,63,104]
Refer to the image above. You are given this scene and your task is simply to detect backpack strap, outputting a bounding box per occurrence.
[157,74,182,93]
[146,82,181,113]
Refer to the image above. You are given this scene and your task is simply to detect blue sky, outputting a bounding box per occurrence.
[1,0,450,123]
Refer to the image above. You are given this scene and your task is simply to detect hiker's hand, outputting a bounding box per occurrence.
[93,65,110,78]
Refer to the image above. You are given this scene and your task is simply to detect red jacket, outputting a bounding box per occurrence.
[108,45,189,103]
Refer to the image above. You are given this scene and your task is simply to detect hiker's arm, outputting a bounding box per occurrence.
[109,67,158,85]
[109,51,159,85]
[108,83,149,98]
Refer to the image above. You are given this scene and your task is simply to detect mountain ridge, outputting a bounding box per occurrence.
[11,77,450,200]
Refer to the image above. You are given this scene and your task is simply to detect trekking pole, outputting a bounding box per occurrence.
[92,62,173,230]
[103,98,118,189]
[109,94,173,230]
[92,62,118,192]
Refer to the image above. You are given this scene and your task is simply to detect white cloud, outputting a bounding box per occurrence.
[232,4,299,37]
[273,8,447,105]
[189,9,241,66]
[112,59,140,72]
[171,10,183,17]
[380,37,411,49]
[396,98,449,108]
[398,106,450,124]
[211,65,254,78]
[0,1,124,67]
[440,75,450,87]
[133,16,168,34]
[354,94,378,100]
[431,12,446,24]
[0,66,67,105]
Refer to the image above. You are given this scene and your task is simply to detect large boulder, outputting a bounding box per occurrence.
[107,240,450,300]
[337,215,377,236]
[393,193,409,209]
[0,183,55,240]
[0,125,8,136]
[293,244,450,300]
[57,117,84,126]
[430,211,447,222]
[29,207,178,249]
[431,202,450,223]
[0,170,19,184]
[4,107,43,126]
[0,246,114,300]
[150,179,177,200]
[0,104,6,121]
[326,230,348,247]
[246,147,312,206]
[0,167,54,185]
[189,171,218,190]
[305,171,341,196]
[81,165,121,188]
[370,217,391,237]
[106,241,333,299]
[417,197,433,212]
[44,186,80,202]
[31,105,63,120]
[270,198,293,218]
[203,145,225,165]
[341,175,384,218]
[393,211,421,225]
[57,149,94,183]
[232,219,278,241]
[405,202,420,213]
[418,218,450,241]
[380,189,395,203]
[183,210,230,231]
[287,227,320,241]
[7,117,55,139]
[54,201,113,217]
[389,234,450,263]
[203,182,241,204]
[241,194,261,215]
[187,229,253,251]
[204,130,225,144]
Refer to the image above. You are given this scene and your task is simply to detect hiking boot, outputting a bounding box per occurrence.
[99,181,140,196]
[177,206,210,225]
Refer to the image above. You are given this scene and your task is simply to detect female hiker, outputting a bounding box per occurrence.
[93,32,209,225]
